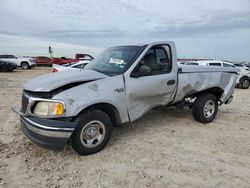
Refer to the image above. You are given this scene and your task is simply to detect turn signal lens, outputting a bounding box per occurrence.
[51,102,64,115]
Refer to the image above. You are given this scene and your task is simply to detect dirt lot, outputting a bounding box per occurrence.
[0,67,250,188]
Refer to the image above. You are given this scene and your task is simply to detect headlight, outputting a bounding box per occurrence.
[33,101,64,116]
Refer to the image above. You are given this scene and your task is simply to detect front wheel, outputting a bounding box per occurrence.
[21,62,29,69]
[71,109,112,155]
[192,93,218,123]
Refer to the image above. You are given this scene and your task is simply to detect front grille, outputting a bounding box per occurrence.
[21,94,29,113]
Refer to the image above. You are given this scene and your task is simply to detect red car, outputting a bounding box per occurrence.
[35,56,78,66]
[35,56,52,66]
[51,57,79,65]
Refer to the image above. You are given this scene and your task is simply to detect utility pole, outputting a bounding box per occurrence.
[48,46,53,58]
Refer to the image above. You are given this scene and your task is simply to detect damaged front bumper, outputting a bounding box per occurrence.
[13,107,76,151]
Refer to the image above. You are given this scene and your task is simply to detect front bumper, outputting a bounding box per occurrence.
[13,108,76,151]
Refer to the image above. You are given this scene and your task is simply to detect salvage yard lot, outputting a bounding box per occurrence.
[0,67,250,187]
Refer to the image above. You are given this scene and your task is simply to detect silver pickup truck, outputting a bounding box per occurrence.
[13,41,239,155]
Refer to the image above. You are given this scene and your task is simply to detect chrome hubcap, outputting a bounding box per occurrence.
[22,64,28,69]
[80,120,105,148]
[203,100,215,118]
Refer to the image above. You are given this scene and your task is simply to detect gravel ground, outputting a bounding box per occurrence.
[0,67,250,188]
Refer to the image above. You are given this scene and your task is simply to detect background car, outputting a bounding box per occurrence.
[35,56,52,66]
[196,60,250,89]
[233,63,250,71]
[0,54,36,69]
[0,60,17,72]
[51,57,78,65]
[51,61,90,72]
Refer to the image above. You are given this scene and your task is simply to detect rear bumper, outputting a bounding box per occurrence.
[13,108,76,151]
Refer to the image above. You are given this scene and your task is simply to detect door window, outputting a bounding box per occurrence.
[139,46,172,75]
[209,63,222,66]
[222,63,235,67]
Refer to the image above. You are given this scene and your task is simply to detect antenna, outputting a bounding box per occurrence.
[48,46,53,58]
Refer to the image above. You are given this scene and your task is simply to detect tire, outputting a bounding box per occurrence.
[21,62,29,69]
[71,109,112,155]
[239,77,250,89]
[192,93,218,123]
[1,65,9,72]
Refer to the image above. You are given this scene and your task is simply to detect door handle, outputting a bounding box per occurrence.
[167,80,176,85]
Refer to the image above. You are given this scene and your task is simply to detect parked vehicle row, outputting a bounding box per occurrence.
[179,60,250,89]
[0,53,94,72]
[35,54,94,66]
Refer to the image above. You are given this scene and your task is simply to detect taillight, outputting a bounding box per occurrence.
[52,68,58,72]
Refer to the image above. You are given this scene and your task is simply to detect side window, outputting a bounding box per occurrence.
[209,63,222,66]
[186,62,198,65]
[223,63,234,67]
[9,55,15,58]
[142,46,172,75]
[0,55,7,58]
[84,55,94,61]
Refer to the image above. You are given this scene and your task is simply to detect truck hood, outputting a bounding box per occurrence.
[23,69,108,92]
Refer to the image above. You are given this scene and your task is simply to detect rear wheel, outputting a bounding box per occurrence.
[192,93,218,123]
[240,77,250,89]
[71,109,112,155]
[21,62,29,69]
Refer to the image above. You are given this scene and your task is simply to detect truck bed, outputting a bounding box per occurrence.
[173,65,239,103]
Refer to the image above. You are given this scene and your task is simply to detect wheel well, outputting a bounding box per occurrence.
[189,87,224,100]
[240,76,250,81]
[78,103,122,127]
[21,61,29,65]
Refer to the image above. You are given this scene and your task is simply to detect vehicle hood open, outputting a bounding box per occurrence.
[23,70,108,92]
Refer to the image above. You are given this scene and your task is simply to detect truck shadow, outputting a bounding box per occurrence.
[111,107,194,146]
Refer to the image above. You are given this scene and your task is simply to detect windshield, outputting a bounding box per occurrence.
[84,46,145,76]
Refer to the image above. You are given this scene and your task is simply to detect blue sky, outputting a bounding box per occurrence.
[0,0,250,60]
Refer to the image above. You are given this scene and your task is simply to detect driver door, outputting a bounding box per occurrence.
[124,45,177,121]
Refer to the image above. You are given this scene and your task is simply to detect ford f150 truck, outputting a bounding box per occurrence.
[13,41,239,155]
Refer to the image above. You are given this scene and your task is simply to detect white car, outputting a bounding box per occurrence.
[0,55,36,69]
[195,60,250,89]
[52,61,90,72]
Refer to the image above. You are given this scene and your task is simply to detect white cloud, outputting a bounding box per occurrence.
[0,0,250,60]
[0,34,102,57]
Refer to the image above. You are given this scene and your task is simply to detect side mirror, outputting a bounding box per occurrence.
[131,65,152,78]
